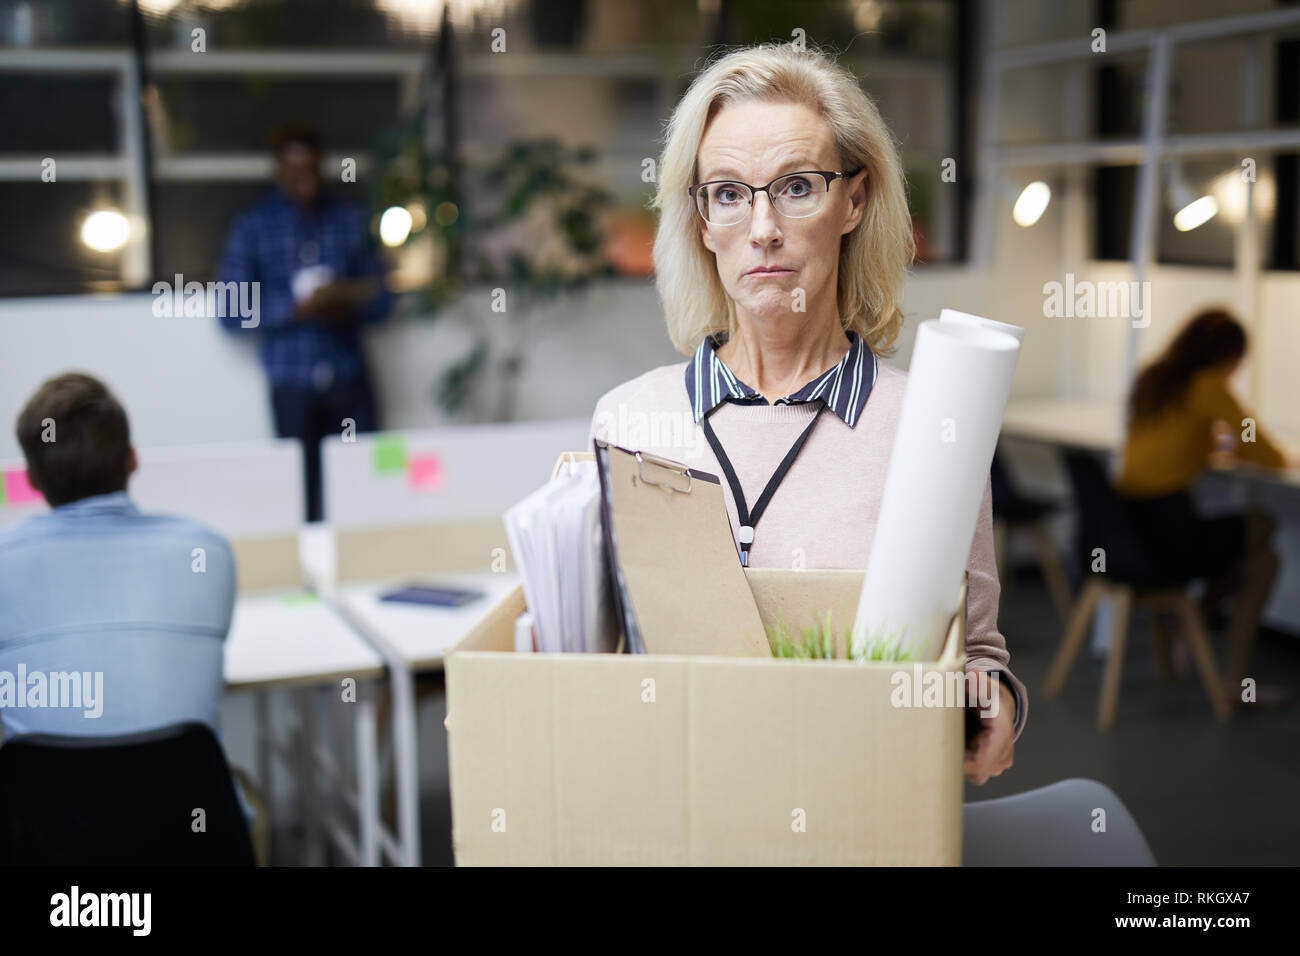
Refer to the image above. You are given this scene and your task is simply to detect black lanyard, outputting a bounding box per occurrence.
[700,402,827,567]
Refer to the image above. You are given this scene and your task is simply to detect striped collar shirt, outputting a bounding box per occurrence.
[684,329,878,427]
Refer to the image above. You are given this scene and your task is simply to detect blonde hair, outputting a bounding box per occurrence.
[652,43,915,357]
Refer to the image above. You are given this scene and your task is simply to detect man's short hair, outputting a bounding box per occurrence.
[16,373,131,506]
[270,122,324,158]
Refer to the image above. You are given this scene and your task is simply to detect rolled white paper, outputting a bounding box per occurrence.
[939,307,1026,343]
[851,318,1022,661]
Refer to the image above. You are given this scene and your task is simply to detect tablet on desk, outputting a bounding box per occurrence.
[378,584,486,608]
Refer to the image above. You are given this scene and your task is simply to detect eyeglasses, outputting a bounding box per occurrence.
[688,169,860,225]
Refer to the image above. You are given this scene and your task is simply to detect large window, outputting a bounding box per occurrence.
[0,0,138,295]
[1086,3,1300,268]
[0,0,973,298]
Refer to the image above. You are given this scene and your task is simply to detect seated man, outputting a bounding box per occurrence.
[0,374,268,859]
[0,373,234,739]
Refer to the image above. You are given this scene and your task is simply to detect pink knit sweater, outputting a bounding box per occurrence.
[589,358,1027,740]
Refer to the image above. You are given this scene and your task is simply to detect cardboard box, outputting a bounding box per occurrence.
[445,567,967,865]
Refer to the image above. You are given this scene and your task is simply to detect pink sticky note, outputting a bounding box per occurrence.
[407,454,444,492]
[3,469,43,505]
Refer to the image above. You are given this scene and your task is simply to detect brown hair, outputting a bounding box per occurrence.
[16,373,131,506]
[1129,308,1247,424]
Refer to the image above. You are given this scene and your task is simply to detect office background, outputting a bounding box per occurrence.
[1,0,1298,865]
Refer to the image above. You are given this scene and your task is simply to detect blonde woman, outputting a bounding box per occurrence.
[588,44,1024,785]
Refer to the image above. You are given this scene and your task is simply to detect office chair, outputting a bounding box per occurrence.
[1043,451,1232,730]
[964,778,1157,865]
[0,721,256,865]
[990,451,1073,622]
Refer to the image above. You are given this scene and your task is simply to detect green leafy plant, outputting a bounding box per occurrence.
[850,624,915,662]
[373,124,615,419]
[459,138,615,420]
[764,613,917,662]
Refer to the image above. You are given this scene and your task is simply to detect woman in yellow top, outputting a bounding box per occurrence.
[1117,307,1298,701]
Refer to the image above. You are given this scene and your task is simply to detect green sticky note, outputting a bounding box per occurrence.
[0,476,5,507]
[281,591,319,606]
[372,436,407,475]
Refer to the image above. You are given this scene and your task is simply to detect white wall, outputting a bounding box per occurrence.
[0,282,685,459]
[0,294,273,458]
[0,268,1076,460]
[973,249,1300,438]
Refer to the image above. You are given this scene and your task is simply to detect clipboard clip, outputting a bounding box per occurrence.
[635,450,693,494]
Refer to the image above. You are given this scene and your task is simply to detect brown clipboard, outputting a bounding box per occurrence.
[592,438,770,657]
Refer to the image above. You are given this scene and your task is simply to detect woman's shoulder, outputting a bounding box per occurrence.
[872,357,906,387]
[592,361,691,414]
[589,361,692,444]
[862,357,907,412]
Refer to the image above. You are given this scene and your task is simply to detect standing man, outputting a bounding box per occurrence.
[219,123,391,522]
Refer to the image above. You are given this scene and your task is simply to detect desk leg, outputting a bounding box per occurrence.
[391,662,422,867]
[356,685,380,867]
[1089,593,1114,659]
[254,690,272,807]
[296,686,326,866]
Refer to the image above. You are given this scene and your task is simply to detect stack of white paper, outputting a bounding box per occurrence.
[851,314,1023,661]
[503,459,618,654]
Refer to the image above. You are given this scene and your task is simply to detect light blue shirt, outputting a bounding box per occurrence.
[0,491,234,740]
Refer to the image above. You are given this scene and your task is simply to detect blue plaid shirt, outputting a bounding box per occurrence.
[218,189,391,389]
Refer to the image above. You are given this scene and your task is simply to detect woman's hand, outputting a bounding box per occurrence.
[964,672,1015,785]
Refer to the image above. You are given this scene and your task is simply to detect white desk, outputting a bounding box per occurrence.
[1002,398,1300,487]
[1001,398,1122,452]
[331,571,520,867]
[226,593,382,690]
[336,573,522,671]
[224,591,387,866]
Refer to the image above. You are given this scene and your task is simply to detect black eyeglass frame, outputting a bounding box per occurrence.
[687,169,863,224]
